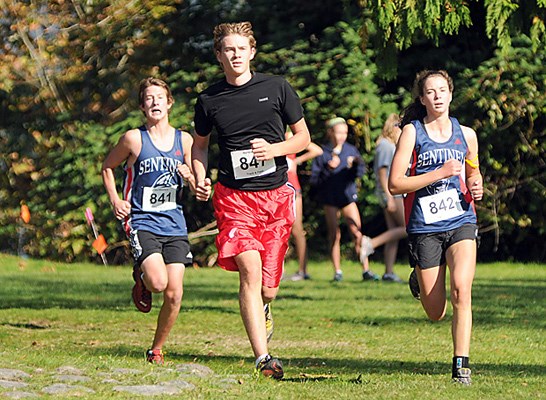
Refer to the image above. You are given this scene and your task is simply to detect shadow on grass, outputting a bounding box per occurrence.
[0,276,238,311]
[84,345,546,380]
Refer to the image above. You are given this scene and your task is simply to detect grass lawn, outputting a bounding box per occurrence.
[0,253,544,399]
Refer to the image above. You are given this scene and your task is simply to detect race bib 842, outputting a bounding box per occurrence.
[419,188,464,224]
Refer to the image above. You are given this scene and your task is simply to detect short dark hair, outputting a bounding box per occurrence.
[138,77,174,107]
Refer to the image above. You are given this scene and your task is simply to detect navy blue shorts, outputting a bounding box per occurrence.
[407,224,478,269]
[129,229,192,267]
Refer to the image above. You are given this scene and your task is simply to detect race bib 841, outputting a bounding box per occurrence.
[142,186,177,212]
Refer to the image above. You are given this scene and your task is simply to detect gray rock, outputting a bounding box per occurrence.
[54,374,91,383]
[0,379,29,389]
[0,369,31,381]
[3,391,39,399]
[112,384,186,396]
[41,383,95,395]
[55,366,83,375]
[174,363,214,377]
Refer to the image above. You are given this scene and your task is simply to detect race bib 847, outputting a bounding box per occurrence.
[231,149,276,180]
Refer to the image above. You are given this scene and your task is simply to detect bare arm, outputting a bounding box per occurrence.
[388,124,463,195]
[250,118,311,160]
[462,126,483,200]
[191,133,212,201]
[101,129,139,220]
[178,131,196,194]
[295,141,323,165]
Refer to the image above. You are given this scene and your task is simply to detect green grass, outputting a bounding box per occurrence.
[0,253,544,399]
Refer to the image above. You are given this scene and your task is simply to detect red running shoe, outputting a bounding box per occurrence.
[256,355,284,380]
[132,268,152,313]
[146,348,164,365]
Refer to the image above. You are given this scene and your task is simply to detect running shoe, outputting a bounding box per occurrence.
[333,271,343,282]
[408,269,420,300]
[132,267,152,313]
[362,270,380,281]
[256,355,284,380]
[382,272,403,283]
[287,272,304,281]
[452,367,472,385]
[264,303,274,343]
[146,348,164,365]
[359,235,375,263]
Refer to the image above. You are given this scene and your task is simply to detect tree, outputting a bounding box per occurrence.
[359,0,546,78]
[455,35,546,260]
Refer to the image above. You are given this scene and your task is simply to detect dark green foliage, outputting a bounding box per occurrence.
[454,35,546,260]
[1,1,545,262]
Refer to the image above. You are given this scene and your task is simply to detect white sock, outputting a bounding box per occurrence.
[255,353,269,368]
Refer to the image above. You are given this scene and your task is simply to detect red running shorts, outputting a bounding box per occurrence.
[212,182,296,288]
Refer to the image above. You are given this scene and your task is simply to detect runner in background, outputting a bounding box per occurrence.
[284,129,323,281]
[359,113,407,283]
[310,117,379,282]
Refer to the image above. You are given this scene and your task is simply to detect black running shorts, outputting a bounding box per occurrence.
[407,223,478,269]
[129,229,192,266]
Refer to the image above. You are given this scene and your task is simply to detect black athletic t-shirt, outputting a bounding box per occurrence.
[194,72,304,191]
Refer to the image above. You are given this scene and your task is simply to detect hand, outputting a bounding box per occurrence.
[386,196,397,213]
[177,163,192,184]
[195,178,212,201]
[250,138,275,161]
[327,154,341,169]
[441,158,463,178]
[112,199,131,220]
[470,179,483,201]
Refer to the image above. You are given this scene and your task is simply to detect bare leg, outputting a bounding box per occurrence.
[291,193,308,275]
[234,250,269,358]
[446,240,476,357]
[151,264,185,350]
[324,205,341,274]
[340,202,370,272]
[140,254,185,351]
[416,265,448,321]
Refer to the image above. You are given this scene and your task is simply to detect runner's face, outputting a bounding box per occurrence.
[216,34,256,78]
[140,85,172,122]
[420,75,452,115]
[330,123,348,146]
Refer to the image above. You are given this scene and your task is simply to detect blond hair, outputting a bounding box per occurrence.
[377,113,401,145]
[213,22,256,53]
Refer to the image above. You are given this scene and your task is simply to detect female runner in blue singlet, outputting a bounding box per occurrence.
[389,70,483,385]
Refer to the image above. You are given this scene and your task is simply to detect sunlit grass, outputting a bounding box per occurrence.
[0,254,544,399]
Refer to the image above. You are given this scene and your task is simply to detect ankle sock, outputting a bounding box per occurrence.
[255,353,270,368]
[452,356,469,377]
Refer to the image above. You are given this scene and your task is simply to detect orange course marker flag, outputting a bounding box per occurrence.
[20,204,31,224]
[92,234,108,255]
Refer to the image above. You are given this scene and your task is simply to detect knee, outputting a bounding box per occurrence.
[451,286,472,309]
[262,287,278,303]
[422,300,447,321]
[425,308,446,321]
[164,289,183,307]
[146,277,168,293]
